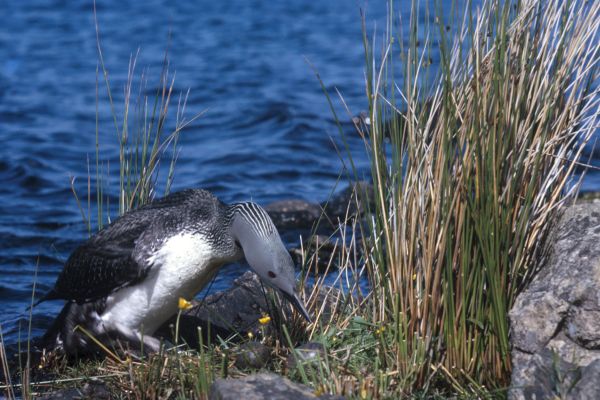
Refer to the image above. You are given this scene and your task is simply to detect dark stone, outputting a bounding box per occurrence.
[509,200,600,399]
[38,388,84,400]
[264,182,374,233]
[209,372,344,400]
[154,311,233,347]
[321,181,373,223]
[263,183,373,278]
[286,342,327,370]
[38,381,111,400]
[290,235,340,272]
[180,272,275,342]
[157,272,344,347]
[265,199,322,230]
[234,341,271,370]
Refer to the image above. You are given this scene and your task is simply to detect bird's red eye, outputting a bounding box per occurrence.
[268,271,276,278]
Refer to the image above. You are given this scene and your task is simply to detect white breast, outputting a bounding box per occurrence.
[100,232,220,335]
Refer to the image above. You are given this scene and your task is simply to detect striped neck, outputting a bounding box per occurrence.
[227,202,276,239]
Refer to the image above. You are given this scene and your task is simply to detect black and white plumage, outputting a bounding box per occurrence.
[41,189,310,356]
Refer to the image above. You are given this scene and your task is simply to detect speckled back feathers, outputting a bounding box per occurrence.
[49,189,237,303]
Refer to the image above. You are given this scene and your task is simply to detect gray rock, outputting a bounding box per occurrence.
[234,341,271,370]
[38,381,111,400]
[172,272,271,344]
[290,235,340,272]
[264,181,374,233]
[286,342,327,370]
[265,199,322,230]
[510,348,581,400]
[321,182,373,223]
[38,388,85,400]
[510,291,570,354]
[509,200,600,400]
[569,359,600,400]
[209,372,344,400]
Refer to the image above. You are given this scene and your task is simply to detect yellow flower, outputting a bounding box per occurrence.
[178,297,193,310]
[360,387,368,399]
[247,331,254,339]
[258,315,271,325]
[375,326,386,335]
[313,385,325,396]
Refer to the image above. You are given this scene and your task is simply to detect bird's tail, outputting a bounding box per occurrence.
[40,301,106,357]
[39,301,73,351]
[26,289,60,311]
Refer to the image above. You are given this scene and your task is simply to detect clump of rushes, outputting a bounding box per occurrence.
[296,0,599,397]
[336,0,598,395]
[70,3,205,234]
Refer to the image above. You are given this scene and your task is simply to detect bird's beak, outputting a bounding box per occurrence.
[281,290,312,323]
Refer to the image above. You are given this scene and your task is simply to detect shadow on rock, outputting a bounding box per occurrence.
[156,271,344,348]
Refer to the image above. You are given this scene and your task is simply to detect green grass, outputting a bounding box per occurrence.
[2,0,599,398]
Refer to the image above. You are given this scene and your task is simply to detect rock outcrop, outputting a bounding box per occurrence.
[37,381,111,400]
[209,373,344,400]
[157,271,344,346]
[264,182,373,272]
[509,200,600,399]
[286,341,327,370]
[234,341,272,370]
[265,199,322,231]
[264,182,373,233]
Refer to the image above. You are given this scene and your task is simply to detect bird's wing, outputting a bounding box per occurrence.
[49,202,177,303]
[46,189,220,303]
[49,241,148,303]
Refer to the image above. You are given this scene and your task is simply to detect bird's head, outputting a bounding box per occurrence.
[230,202,311,322]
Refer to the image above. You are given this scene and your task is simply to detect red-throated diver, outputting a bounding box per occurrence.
[40,189,311,356]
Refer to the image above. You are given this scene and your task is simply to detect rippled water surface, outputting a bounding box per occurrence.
[0,0,598,346]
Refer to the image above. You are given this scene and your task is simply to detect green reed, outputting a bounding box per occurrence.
[71,3,204,234]
[352,0,599,394]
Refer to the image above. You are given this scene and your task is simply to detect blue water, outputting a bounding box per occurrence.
[0,0,598,347]
[0,0,383,346]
